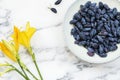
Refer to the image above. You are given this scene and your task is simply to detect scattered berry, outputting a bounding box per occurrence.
[55,0,62,5]
[50,8,57,13]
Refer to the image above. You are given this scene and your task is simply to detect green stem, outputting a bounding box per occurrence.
[26,68,39,80]
[28,47,43,80]
[33,58,43,80]
[17,58,30,80]
[10,65,27,79]
[16,55,39,80]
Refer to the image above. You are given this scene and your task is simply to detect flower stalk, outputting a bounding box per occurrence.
[0,68,14,76]
[28,47,43,80]
[0,63,27,79]
[17,58,30,80]
[9,65,27,79]
[26,68,39,80]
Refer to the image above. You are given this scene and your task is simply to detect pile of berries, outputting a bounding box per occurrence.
[70,1,120,57]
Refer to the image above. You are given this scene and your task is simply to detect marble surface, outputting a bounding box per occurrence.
[0,0,120,80]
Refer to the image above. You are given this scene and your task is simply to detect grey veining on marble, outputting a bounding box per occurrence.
[0,8,11,37]
[0,0,120,80]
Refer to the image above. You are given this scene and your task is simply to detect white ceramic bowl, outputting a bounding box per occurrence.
[64,0,120,63]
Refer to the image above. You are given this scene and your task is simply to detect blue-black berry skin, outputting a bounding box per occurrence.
[99,2,104,9]
[87,52,94,57]
[104,4,110,10]
[70,1,120,58]
[104,14,109,19]
[70,19,78,24]
[87,47,95,53]
[88,10,95,16]
[55,0,62,5]
[51,8,57,13]
[81,18,86,25]
[117,39,120,43]
[91,17,95,22]
[116,12,120,20]
[74,13,82,20]
[117,27,120,36]
[101,9,106,14]
[112,8,117,16]
[104,24,111,33]
[98,53,107,57]
[76,22,83,30]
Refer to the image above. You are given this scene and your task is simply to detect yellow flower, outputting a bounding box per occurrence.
[0,40,18,62]
[11,26,20,52]
[0,26,21,62]
[11,22,36,49]
[19,22,36,48]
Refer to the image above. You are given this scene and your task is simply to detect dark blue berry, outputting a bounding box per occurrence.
[91,42,98,48]
[104,24,111,33]
[84,24,91,27]
[70,19,78,24]
[112,8,117,16]
[87,52,94,57]
[91,17,95,22]
[78,32,86,40]
[92,38,99,43]
[90,29,97,38]
[99,2,104,9]
[108,13,114,19]
[74,13,82,20]
[109,45,118,51]
[83,28,91,31]
[55,0,62,5]
[76,22,83,30]
[101,18,106,22]
[108,37,116,42]
[74,41,79,44]
[50,8,57,13]
[98,53,107,57]
[116,13,120,20]
[71,28,76,35]
[78,41,87,46]
[81,18,86,24]
[117,27,120,36]
[87,47,95,53]
[88,10,95,16]
[101,9,106,14]
[74,35,80,40]
[97,23,103,31]
[103,14,109,19]
[97,36,104,43]
[91,3,96,7]
[117,39,120,43]
[104,4,110,10]
[114,20,119,27]
[85,1,91,7]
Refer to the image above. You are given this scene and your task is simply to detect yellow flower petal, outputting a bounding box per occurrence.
[26,22,36,39]
[2,40,17,55]
[18,22,36,48]
[19,31,30,48]
[0,42,17,62]
[11,22,36,49]
[13,26,20,51]
[11,26,20,52]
